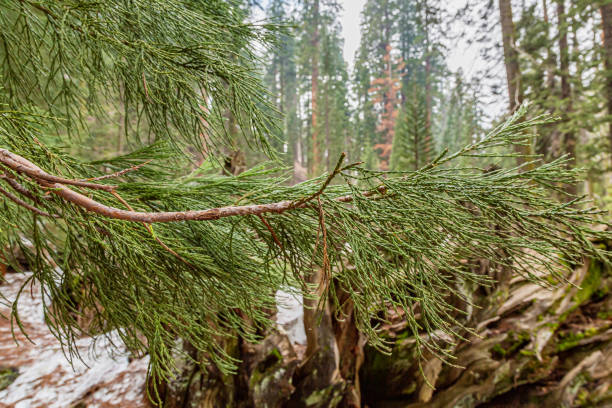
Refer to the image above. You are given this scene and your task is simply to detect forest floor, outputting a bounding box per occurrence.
[0,272,150,408]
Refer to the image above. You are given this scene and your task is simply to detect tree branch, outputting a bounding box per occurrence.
[0,150,117,192]
[0,172,49,202]
[0,149,388,224]
[81,160,152,182]
[0,185,55,217]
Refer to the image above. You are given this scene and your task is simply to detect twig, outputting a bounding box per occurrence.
[0,149,117,192]
[0,186,55,217]
[81,160,153,182]
[0,172,49,202]
[317,196,331,293]
[290,153,346,209]
[257,214,283,250]
[142,72,151,102]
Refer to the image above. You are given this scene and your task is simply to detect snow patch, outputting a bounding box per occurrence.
[275,288,306,345]
[0,272,149,408]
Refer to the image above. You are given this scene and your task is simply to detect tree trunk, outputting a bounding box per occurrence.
[325,77,330,171]
[498,0,533,168]
[289,268,344,407]
[542,0,555,90]
[557,0,577,195]
[310,0,320,177]
[290,275,366,408]
[424,3,432,165]
[498,0,523,112]
[601,2,612,164]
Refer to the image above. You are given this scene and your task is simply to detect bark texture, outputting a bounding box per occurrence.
[498,0,523,112]
[557,0,577,196]
[310,0,320,177]
[498,0,534,167]
[601,2,612,161]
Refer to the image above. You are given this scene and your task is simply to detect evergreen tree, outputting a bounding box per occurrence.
[390,85,427,171]
[369,45,405,170]
[263,0,299,166]
[436,73,484,162]
[0,1,611,405]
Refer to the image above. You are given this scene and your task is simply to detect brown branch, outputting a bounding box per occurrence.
[336,185,387,203]
[257,214,284,250]
[0,172,49,202]
[290,152,346,209]
[81,160,153,182]
[317,196,330,293]
[0,148,390,224]
[0,149,117,192]
[0,185,55,217]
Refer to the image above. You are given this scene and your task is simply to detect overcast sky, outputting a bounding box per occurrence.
[339,0,366,70]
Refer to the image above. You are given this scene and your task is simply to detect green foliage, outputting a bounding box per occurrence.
[0,0,279,156]
[0,0,611,385]
[391,86,428,171]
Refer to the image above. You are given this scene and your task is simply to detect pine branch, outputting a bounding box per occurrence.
[81,160,152,182]
[0,185,54,217]
[0,149,363,223]
[0,150,117,192]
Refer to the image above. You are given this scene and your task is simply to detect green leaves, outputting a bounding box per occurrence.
[0,0,279,157]
[0,0,610,381]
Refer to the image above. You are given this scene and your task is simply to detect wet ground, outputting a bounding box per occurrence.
[0,272,150,408]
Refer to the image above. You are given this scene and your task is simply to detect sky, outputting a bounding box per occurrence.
[339,0,367,70]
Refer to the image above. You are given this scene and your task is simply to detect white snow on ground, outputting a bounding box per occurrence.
[275,288,307,345]
[0,273,307,408]
[0,272,150,408]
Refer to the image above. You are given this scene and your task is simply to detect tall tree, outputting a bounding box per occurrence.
[601,1,612,161]
[263,0,300,177]
[499,0,523,112]
[390,84,427,171]
[369,45,404,169]
[311,0,321,176]
[423,0,434,164]
[557,0,577,194]
[498,0,534,167]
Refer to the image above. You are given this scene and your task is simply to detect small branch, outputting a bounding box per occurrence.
[142,72,151,102]
[0,148,392,224]
[257,214,284,250]
[317,196,331,293]
[291,152,346,209]
[81,160,153,182]
[0,172,49,202]
[336,185,387,203]
[0,149,117,192]
[0,185,55,217]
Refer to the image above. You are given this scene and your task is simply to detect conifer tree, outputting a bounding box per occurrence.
[0,2,611,405]
[390,85,427,171]
[369,45,404,170]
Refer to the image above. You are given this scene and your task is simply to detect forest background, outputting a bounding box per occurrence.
[223,0,611,203]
